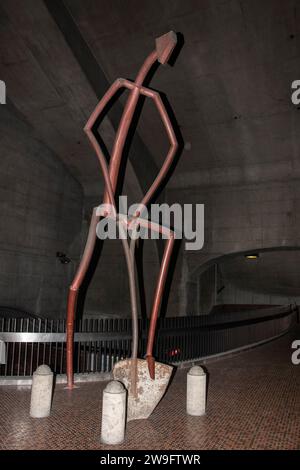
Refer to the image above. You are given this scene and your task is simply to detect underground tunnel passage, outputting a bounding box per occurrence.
[0,0,300,462]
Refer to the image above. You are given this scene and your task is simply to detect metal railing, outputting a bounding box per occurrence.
[0,304,297,378]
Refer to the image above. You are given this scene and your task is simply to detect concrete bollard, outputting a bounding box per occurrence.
[187,365,206,416]
[30,365,53,418]
[101,380,126,445]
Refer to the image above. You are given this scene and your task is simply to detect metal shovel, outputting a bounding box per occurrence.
[110,32,179,421]
[113,358,172,421]
[113,220,173,421]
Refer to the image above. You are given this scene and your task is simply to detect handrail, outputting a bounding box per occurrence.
[0,305,295,342]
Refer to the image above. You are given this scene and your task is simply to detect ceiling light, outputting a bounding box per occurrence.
[245,253,259,260]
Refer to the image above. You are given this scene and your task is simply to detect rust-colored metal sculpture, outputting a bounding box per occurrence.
[66,32,179,404]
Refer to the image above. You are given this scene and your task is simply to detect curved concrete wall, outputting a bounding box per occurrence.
[0,105,83,318]
[166,178,300,316]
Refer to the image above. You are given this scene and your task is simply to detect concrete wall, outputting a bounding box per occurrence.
[194,262,300,313]
[0,105,83,318]
[0,102,160,321]
[166,177,300,316]
[76,153,300,320]
[198,264,216,314]
[217,282,300,306]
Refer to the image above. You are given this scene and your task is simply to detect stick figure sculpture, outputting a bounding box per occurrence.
[66,31,180,418]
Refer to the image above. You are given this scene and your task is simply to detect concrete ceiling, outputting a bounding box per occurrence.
[65,0,300,189]
[0,0,105,197]
[1,0,300,194]
[0,0,148,202]
[1,0,300,304]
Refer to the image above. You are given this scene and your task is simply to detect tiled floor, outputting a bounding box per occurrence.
[0,327,300,450]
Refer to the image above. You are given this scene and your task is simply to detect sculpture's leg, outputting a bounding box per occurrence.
[146,232,175,379]
[126,215,175,380]
[66,80,123,389]
[66,208,99,388]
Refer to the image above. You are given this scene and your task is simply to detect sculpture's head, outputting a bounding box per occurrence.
[155,31,177,65]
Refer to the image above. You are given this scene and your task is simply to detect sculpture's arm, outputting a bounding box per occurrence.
[84,78,125,131]
[84,78,127,213]
[139,88,178,211]
[121,80,178,217]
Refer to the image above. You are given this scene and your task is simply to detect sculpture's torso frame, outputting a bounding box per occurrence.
[66,32,179,388]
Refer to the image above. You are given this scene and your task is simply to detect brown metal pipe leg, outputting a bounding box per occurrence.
[66,208,99,388]
[146,234,175,379]
[66,287,77,388]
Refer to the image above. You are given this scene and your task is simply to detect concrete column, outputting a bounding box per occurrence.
[30,365,53,418]
[101,380,126,445]
[187,365,206,416]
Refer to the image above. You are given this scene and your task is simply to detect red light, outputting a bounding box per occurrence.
[166,347,181,357]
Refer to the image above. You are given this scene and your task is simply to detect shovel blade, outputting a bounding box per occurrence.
[113,358,173,421]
